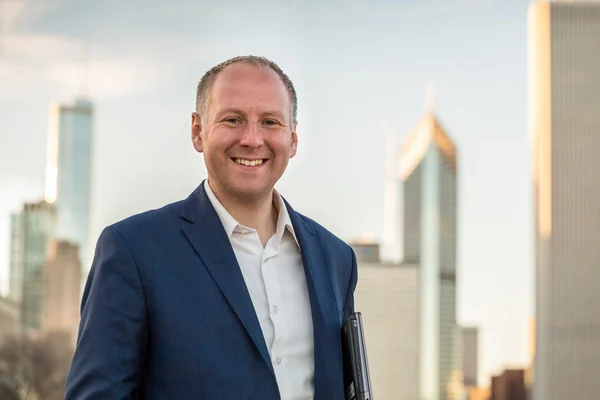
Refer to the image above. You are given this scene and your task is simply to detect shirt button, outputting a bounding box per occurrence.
[272,305,278,314]
[275,357,282,365]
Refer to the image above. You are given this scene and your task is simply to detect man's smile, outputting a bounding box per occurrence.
[231,157,268,167]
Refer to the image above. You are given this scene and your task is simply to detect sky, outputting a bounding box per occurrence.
[0,0,534,385]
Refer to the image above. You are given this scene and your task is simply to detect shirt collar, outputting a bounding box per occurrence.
[204,180,300,248]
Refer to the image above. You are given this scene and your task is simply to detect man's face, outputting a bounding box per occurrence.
[191,62,298,203]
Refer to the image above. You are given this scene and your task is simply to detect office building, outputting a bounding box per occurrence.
[529,2,600,399]
[42,240,82,344]
[490,369,527,400]
[9,201,57,333]
[400,110,459,400]
[45,98,93,270]
[349,242,381,263]
[0,296,20,342]
[525,317,535,397]
[462,327,479,387]
[467,386,490,400]
[354,261,419,399]
[8,213,24,304]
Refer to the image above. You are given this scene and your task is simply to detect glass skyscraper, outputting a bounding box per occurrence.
[45,98,93,268]
[529,2,600,399]
[9,201,57,333]
[400,111,458,400]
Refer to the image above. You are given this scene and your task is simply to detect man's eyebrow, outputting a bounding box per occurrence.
[262,110,287,120]
[214,108,245,118]
[214,109,289,121]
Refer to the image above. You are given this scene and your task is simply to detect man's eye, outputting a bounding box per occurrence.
[264,120,278,126]
[225,118,240,124]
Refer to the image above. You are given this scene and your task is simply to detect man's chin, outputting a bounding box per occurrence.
[229,183,273,202]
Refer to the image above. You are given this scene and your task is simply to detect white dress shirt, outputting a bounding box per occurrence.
[204,180,315,400]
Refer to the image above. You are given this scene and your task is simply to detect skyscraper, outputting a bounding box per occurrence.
[400,111,459,400]
[352,257,419,400]
[529,2,600,399]
[8,213,25,304]
[490,369,528,400]
[45,98,93,269]
[462,327,479,388]
[0,296,20,342]
[9,200,57,333]
[42,240,82,344]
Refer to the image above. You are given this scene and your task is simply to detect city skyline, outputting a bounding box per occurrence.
[1,0,535,383]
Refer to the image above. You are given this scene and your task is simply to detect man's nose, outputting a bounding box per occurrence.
[239,123,264,147]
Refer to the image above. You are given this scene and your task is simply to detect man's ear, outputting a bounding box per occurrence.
[191,112,204,153]
[289,121,298,158]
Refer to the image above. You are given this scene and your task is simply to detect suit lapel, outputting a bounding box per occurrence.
[180,182,275,379]
[284,199,339,399]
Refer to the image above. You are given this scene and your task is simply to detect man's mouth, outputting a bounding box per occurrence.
[231,158,267,167]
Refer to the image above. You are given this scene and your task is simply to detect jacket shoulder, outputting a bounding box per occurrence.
[295,211,357,321]
[108,200,185,237]
[296,212,353,256]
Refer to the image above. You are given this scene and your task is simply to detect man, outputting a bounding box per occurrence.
[65,55,358,400]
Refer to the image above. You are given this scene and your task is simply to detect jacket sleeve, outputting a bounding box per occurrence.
[65,225,148,400]
[343,247,358,323]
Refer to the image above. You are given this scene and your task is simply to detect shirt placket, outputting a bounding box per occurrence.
[261,239,283,368]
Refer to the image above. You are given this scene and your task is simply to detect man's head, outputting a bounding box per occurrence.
[191,56,299,203]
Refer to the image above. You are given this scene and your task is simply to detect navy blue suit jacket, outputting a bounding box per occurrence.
[65,182,358,400]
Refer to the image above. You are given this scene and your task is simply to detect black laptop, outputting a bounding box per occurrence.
[341,312,373,400]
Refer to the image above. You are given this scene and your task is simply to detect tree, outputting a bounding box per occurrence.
[0,332,74,400]
[0,372,20,400]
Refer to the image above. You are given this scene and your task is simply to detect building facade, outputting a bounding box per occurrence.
[490,369,527,400]
[462,327,479,388]
[353,261,419,399]
[45,98,93,270]
[529,2,600,399]
[42,240,82,344]
[348,242,381,263]
[400,112,459,400]
[8,213,25,304]
[0,296,20,342]
[467,386,490,400]
[9,201,57,334]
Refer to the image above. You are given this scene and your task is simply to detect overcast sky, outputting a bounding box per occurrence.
[0,0,533,384]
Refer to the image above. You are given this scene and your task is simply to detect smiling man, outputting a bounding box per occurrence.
[64,56,358,400]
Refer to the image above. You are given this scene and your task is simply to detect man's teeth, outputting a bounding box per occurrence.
[234,158,264,166]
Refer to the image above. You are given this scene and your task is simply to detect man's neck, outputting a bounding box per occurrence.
[208,180,278,246]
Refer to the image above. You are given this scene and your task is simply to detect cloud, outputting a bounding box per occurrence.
[1,33,76,61]
[0,0,61,36]
[0,31,182,100]
[0,0,184,100]
[48,57,172,99]
[0,33,73,97]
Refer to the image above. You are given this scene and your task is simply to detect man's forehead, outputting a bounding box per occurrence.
[209,63,291,109]
[213,62,284,89]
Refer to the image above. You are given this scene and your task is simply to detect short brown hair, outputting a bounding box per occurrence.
[195,55,298,124]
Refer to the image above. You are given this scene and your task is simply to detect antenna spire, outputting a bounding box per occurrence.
[79,40,89,98]
[425,82,436,113]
